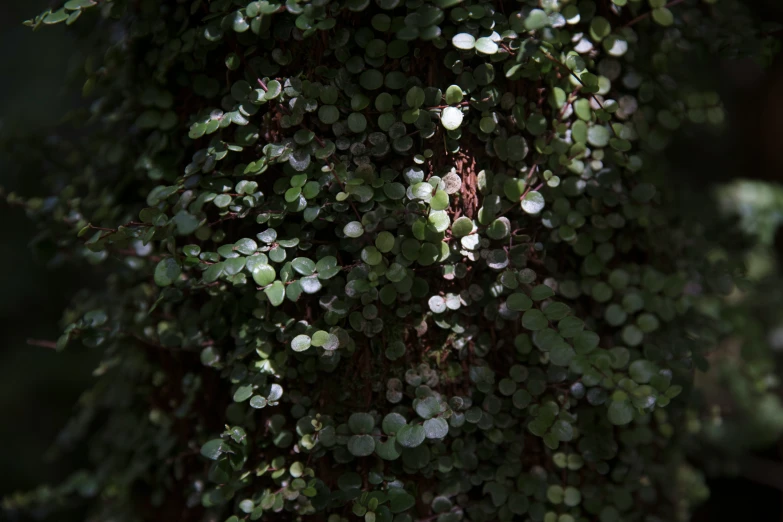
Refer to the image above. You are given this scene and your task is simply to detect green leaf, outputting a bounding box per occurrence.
[173,211,199,235]
[388,488,416,514]
[230,10,250,32]
[507,293,533,312]
[395,424,426,448]
[318,105,340,124]
[264,281,286,306]
[452,216,473,237]
[573,99,591,121]
[558,316,585,337]
[252,264,276,286]
[382,413,407,435]
[359,70,384,90]
[445,85,464,104]
[512,389,532,409]
[428,211,450,233]
[375,92,394,112]
[225,52,240,70]
[622,324,644,346]
[291,334,311,352]
[348,112,367,133]
[423,417,449,439]
[652,7,674,26]
[573,331,600,353]
[189,122,207,139]
[564,486,581,507]
[361,246,383,265]
[316,256,341,279]
[590,16,611,41]
[154,258,181,287]
[234,238,258,255]
[250,395,268,409]
[487,218,510,239]
[475,37,498,55]
[43,9,69,24]
[292,257,316,276]
[415,396,441,419]
[344,221,364,238]
[300,275,322,294]
[311,330,329,347]
[200,439,229,460]
[203,263,224,283]
[441,106,464,130]
[587,125,610,147]
[375,231,396,252]
[268,384,283,401]
[264,80,282,99]
[607,400,634,425]
[64,0,97,9]
[234,384,253,402]
[547,485,564,504]
[631,183,656,202]
[610,138,632,151]
[224,257,246,275]
[524,9,549,30]
[452,33,476,50]
[531,285,554,301]
[406,86,425,109]
[522,309,548,331]
[544,302,571,321]
[214,194,232,208]
[429,296,446,313]
[349,412,375,434]
[347,435,376,457]
[521,191,545,214]
[375,438,402,460]
[629,360,657,383]
[506,136,529,161]
[549,343,576,366]
[315,331,339,350]
[551,420,574,442]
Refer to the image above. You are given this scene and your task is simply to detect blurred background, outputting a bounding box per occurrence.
[2,1,783,522]
[0,1,97,520]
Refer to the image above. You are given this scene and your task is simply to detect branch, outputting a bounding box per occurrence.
[27,338,58,350]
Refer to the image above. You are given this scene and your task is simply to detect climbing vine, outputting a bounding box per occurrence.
[2,1,781,522]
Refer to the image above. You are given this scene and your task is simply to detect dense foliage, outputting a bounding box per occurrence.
[3,1,782,521]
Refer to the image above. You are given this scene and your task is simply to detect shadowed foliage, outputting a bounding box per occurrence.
[3,1,783,522]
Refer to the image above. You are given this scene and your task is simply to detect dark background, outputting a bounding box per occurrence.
[1,1,782,521]
[0,0,97,513]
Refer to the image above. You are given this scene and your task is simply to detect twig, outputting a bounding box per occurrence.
[428,101,470,110]
[27,338,58,350]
